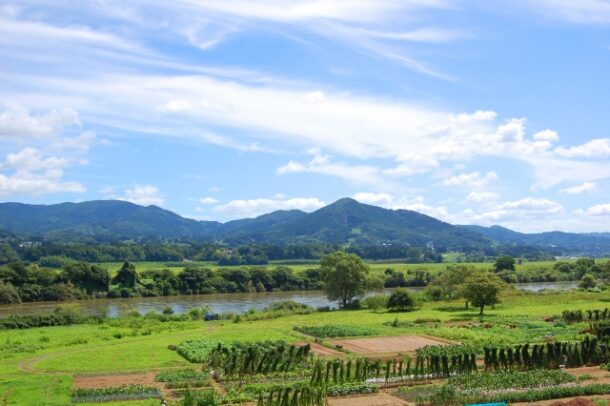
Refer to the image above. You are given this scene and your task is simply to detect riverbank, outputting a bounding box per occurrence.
[0,281,579,318]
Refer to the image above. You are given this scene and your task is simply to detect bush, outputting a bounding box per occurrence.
[387,289,416,312]
[71,385,161,403]
[294,324,376,338]
[181,389,220,406]
[327,383,378,397]
[155,369,211,383]
[0,307,101,329]
[0,281,21,304]
[363,295,388,312]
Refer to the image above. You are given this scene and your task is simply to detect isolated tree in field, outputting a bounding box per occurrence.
[426,264,477,309]
[579,274,597,289]
[387,289,416,312]
[321,251,370,308]
[463,271,506,315]
[493,255,516,273]
[112,261,138,288]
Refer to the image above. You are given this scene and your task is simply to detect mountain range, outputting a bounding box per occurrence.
[0,198,609,255]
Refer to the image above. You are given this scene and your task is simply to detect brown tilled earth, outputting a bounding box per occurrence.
[329,392,409,406]
[294,342,346,357]
[328,335,451,356]
[73,372,156,389]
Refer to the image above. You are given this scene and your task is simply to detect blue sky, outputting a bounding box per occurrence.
[1,0,610,232]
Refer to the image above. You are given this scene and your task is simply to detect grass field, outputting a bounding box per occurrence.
[1,289,608,405]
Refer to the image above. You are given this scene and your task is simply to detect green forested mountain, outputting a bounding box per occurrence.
[0,198,609,254]
[0,201,221,242]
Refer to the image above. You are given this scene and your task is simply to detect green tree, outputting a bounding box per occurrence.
[463,271,506,315]
[426,264,477,309]
[63,262,110,294]
[0,244,19,265]
[112,261,138,288]
[494,255,516,273]
[579,274,597,290]
[387,289,416,312]
[0,281,21,304]
[321,251,370,308]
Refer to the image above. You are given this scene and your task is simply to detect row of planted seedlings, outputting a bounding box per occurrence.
[483,335,608,371]
[206,341,313,382]
[309,344,478,388]
[562,308,610,324]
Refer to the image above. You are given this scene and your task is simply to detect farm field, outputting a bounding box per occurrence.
[1,290,610,405]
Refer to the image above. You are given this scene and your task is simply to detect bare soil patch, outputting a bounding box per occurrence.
[567,366,610,379]
[329,392,409,406]
[328,335,451,357]
[73,372,156,389]
[294,342,345,357]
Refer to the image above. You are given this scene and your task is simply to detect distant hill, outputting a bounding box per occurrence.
[0,198,609,255]
[222,198,491,252]
[0,201,220,242]
[460,225,610,256]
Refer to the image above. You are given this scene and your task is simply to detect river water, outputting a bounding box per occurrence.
[0,281,579,318]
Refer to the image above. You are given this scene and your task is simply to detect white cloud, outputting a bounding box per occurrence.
[465,191,499,203]
[497,197,563,213]
[533,129,559,142]
[0,101,79,139]
[555,138,610,158]
[199,196,219,204]
[442,171,498,188]
[352,192,394,206]
[0,147,85,196]
[580,203,610,216]
[560,182,596,194]
[118,185,164,206]
[277,150,388,188]
[522,0,610,24]
[213,197,326,218]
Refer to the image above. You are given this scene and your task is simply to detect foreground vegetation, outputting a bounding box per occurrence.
[1,288,610,405]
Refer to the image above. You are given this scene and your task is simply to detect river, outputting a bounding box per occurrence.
[0,281,579,318]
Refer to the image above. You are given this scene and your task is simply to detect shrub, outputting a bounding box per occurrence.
[180,389,220,406]
[294,325,376,338]
[363,295,389,312]
[177,340,222,363]
[387,289,416,312]
[0,307,102,329]
[0,281,21,304]
[327,383,378,397]
[71,385,161,403]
